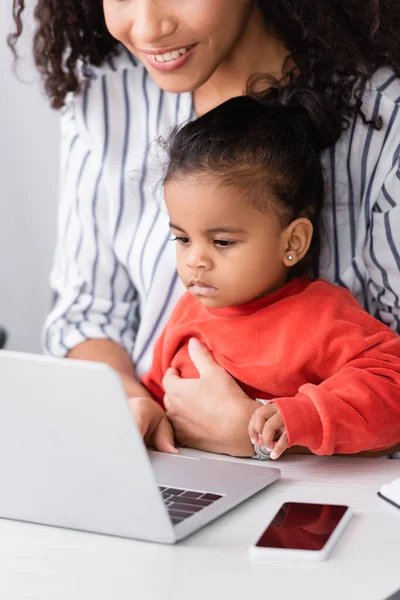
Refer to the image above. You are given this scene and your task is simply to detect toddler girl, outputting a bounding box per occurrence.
[140,84,400,459]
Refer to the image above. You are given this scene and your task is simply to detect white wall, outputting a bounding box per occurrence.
[0,1,59,353]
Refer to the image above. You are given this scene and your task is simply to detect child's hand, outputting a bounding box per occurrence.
[248,403,288,460]
[128,396,179,455]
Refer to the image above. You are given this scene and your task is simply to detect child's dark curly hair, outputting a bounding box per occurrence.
[164,82,341,280]
[8,0,400,131]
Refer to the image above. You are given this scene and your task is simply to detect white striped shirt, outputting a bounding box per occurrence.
[44,47,400,378]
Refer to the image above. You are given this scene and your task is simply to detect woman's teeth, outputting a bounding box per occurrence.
[154,48,188,63]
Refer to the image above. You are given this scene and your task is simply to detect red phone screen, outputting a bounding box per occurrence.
[255,502,349,551]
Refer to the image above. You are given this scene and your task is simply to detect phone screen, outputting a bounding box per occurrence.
[255,502,350,551]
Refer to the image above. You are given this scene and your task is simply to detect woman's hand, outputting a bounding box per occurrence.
[162,338,258,457]
[128,396,178,454]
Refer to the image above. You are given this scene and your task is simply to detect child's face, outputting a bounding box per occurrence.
[165,175,290,308]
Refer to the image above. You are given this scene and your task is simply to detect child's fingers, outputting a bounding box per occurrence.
[248,415,260,444]
[270,430,288,460]
[248,405,276,443]
[260,413,284,449]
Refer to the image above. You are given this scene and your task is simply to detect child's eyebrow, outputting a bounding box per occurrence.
[169,222,186,232]
[206,227,247,235]
[169,223,247,235]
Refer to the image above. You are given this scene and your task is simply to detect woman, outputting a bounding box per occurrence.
[9,0,400,457]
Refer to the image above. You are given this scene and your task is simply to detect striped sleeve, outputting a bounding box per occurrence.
[365,152,400,332]
[43,89,139,357]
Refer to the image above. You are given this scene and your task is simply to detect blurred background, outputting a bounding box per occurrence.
[0,0,59,352]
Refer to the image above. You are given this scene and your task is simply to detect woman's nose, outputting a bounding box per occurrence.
[130,0,177,46]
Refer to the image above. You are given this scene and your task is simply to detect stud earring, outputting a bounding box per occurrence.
[287,255,294,261]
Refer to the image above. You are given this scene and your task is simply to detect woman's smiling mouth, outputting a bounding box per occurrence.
[140,44,198,72]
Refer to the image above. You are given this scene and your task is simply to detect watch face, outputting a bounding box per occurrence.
[255,445,272,459]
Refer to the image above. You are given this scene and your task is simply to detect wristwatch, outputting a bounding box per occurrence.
[253,444,272,460]
[253,399,272,460]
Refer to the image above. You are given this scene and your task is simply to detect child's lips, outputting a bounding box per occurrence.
[188,280,218,298]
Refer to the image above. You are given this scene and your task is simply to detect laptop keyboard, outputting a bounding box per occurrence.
[158,486,223,525]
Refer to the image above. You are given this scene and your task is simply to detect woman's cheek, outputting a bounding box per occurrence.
[103,3,129,44]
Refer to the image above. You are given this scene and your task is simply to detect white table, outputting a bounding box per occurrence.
[0,452,399,600]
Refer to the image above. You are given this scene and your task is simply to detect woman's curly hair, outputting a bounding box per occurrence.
[8,0,400,129]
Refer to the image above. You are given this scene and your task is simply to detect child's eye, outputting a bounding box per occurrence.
[170,236,190,245]
[214,239,237,248]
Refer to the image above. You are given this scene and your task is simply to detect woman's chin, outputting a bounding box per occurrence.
[149,74,204,94]
[144,62,213,95]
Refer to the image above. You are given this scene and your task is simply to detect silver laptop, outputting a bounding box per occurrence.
[0,351,280,543]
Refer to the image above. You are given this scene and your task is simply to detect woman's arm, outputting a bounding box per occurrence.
[67,339,150,398]
[364,144,400,333]
[44,94,138,363]
[68,339,178,453]
[43,90,179,453]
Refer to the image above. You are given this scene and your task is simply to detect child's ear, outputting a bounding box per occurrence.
[282,218,313,267]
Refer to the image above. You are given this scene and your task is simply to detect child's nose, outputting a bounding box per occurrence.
[186,248,212,270]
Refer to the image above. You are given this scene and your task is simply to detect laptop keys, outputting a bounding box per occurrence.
[164,488,185,496]
[158,486,223,525]
[202,493,222,501]
[168,502,204,513]
[169,496,212,507]
[181,491,202,499]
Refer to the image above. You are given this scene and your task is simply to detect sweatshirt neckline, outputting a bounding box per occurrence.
[206,276,311,318]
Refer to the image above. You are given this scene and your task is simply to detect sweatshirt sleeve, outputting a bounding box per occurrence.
[273,298,400,455]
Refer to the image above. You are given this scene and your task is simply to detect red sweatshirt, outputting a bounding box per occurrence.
[142,277,400,455]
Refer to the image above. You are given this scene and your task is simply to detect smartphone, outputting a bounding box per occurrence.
[251,502,352,561]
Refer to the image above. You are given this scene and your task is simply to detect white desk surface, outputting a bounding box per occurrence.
[1,452,399,600]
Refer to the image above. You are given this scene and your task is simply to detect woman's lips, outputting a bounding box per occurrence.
[188,281,218,298]
[141,44,198,72]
